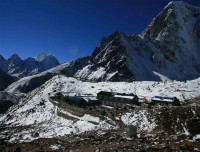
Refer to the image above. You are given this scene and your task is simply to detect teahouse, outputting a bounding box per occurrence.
[152,96,176,106]
[97,91,139,108]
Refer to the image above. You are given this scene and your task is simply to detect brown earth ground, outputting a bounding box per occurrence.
[0,99,200,152]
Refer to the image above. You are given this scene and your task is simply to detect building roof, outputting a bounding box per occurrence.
[98,91,135,97]
[82,96,98,102]
[114,95,134,99]
[152,96,174,102]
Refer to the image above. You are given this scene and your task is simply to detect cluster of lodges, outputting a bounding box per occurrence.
[97,91,139,108]
[49,92,100,107]
[151,96,180,106]
[49,91,180,108]
[98,91,180,108]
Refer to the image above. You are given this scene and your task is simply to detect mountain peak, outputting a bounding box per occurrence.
[36,53,49,62]
[0,55,5,61]
[9,54,22,62]
[166,1,198,8]
[164,1,200,17]
[10,53,21,59]
[167,1,187,7]
[142,0,200,41]
[91,31,126,62]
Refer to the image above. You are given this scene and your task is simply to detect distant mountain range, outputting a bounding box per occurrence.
[3,1,200,93]
[0,53,59,90]
[0,53,60,78]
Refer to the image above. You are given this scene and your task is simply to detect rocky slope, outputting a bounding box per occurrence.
[0,53,59,78]
[1,104,200,152]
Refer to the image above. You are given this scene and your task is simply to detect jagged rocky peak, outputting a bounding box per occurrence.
[91,31,127,64]
[9,54,21,60]
[8,54,22,63]
[36,52,49,62]
[36,53,60,70]
[141,1,200,64]
[0,55,5,61]
[142,1,200,42]
[88,1,200,81]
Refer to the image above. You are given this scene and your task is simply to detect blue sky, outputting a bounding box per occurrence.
[0,0,200,63]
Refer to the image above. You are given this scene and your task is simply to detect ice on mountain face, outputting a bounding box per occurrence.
[153,71,172,81]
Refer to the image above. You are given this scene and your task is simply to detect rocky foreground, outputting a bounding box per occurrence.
[1,129,200,152]
[0,103,200,152]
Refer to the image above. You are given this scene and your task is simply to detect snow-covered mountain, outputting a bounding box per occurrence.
[142,1,200,80]
[2,1,200,93]
[35,53,60,70]
[84,1,200,81]
[0,53,60,78]
[1,1,200,147]
[5,1,200,93]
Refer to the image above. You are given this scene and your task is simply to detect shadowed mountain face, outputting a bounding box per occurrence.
[4,1,200,93]
[0,70,16,91]
[0,53,60,78]
[0,91,22,113]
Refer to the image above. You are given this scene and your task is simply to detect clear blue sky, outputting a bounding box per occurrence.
[0,0,200,63]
